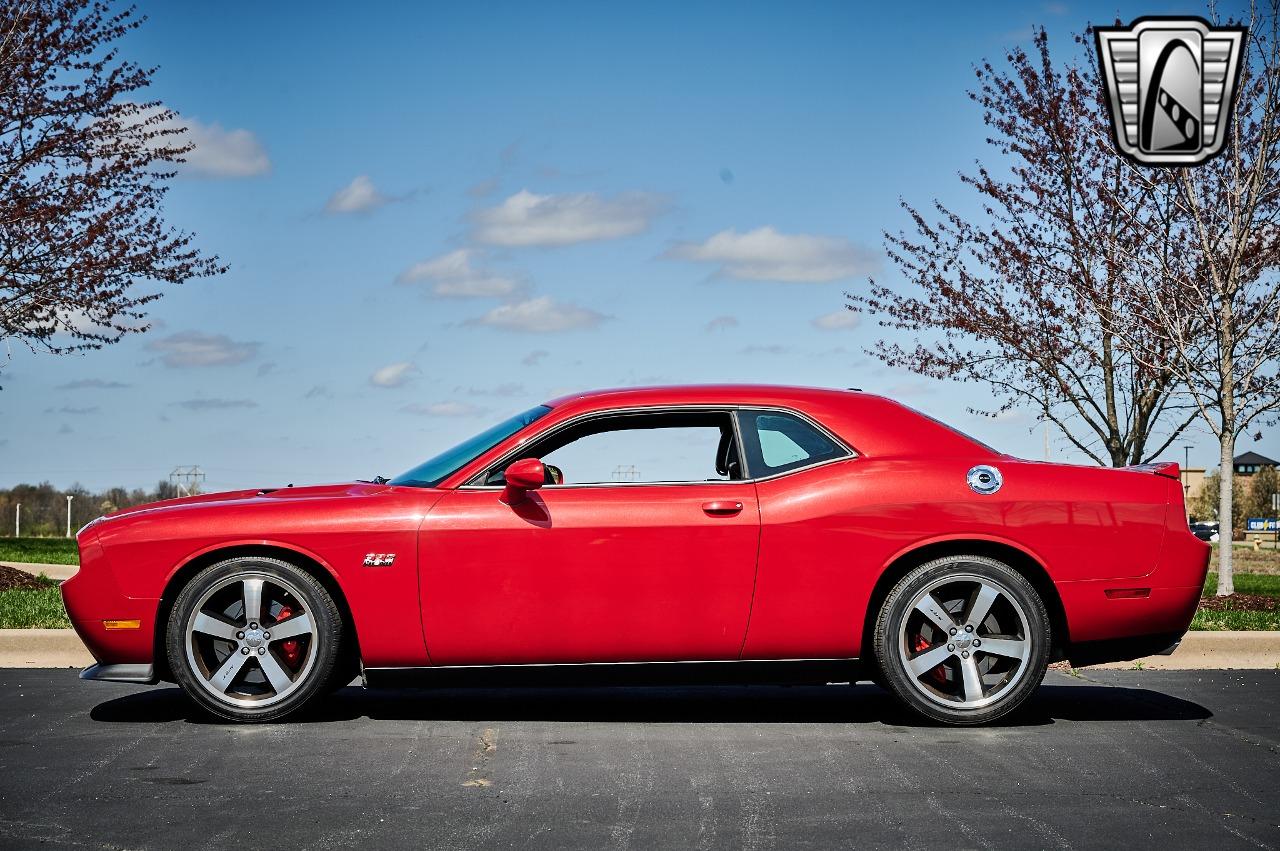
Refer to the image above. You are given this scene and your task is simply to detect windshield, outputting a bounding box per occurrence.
[389,405,553,487]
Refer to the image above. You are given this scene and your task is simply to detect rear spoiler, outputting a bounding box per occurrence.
[1125,461,1181,480]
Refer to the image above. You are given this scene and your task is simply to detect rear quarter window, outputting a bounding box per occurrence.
[739,409,849,477]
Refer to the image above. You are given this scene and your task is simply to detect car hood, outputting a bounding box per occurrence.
[91,482,392,524]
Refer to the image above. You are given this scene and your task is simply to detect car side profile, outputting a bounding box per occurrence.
[62,385,1210,725]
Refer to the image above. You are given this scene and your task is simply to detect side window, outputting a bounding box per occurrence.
[482,410,745,485]
[739,410,848,477]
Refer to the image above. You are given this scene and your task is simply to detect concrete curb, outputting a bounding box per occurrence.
[1087,630,1280,670]
[1,628,1278,672]
[0,629,92,668]
[1,561,78,581]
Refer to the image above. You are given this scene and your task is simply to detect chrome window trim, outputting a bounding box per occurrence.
[458,403,856,490]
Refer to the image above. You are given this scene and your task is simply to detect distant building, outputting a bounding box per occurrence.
[1183,451,1276,522]
[1233,451,1278,477]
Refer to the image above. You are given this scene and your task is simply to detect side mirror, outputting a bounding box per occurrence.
[500,457,545,505]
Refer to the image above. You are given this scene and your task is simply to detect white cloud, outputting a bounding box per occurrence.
[401,401,485,417]
[469,296,606,333]
[174,398,259,411]
[370,361,418,388]
[522,350,549,366]
[812,309,860,330]
[705,315,739,332]
[462,382,525,397]
[396,249,522,298]
[44,405,99,415]
[325,175,388,214]
[147,331,259,367]
[472,189,668,247]
[112,104,269,178]
[468,177,501,198]
[54,307,157,337]
[57,378,130,390]
[665,226,879,283]
[142,106,269,177]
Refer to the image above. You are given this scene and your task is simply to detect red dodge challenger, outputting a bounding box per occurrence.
[63,385,1210,725]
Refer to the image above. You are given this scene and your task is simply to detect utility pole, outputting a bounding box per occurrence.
[14,503,19,538]
[66,494,74,538]
[1183,445,1193,502]
[169,465,206,497]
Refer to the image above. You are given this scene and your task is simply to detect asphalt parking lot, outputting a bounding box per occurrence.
[0,669,1277,850]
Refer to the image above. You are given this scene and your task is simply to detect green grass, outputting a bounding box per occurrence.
[1191,609,1280,630]
[1192,571,1280,630]
[0,575,70,629]
[1202,572,1280,596]
[0,537,78,565]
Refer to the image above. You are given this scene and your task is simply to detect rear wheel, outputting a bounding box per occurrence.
[166,557,342,722]
[873,556,1049,725]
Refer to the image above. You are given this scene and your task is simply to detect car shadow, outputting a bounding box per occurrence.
[89,681,1212,727]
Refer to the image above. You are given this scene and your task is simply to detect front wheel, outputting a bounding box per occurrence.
[872,556,1049,725]
[166,557,342,722]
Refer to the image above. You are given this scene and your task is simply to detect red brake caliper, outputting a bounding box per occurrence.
[914,634,948,684]
[275,605,302,668]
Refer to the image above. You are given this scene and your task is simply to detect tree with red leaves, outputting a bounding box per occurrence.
[847,28,1195,468]
[1116,5,1280,596]
[0,0,223,374]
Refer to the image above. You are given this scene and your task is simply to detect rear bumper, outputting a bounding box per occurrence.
[1059,518,1209,664]
[80,663,157,684]
[1058,583,1204,644]
[1067,632,1183,667]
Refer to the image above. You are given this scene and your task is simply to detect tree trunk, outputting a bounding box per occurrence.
[1217,432,1235,596]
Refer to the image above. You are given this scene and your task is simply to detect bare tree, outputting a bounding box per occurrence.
[0,0,224,373]
[847,29,1195,466]
[1117,4,1280,595]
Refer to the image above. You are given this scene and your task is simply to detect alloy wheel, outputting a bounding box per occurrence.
[895,572,1032,711]
[184,572,319,709]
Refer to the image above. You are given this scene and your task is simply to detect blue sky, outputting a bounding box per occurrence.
[1,0,1267,492]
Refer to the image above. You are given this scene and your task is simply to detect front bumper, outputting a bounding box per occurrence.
[61,533,159,666]
[80,663,157,684]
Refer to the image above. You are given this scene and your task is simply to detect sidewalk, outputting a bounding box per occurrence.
[0,629,91,667]
[2,561,77,581]
[1,628,1277,671]
[1087,630,1280,670]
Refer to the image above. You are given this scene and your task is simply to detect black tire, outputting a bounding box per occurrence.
[872,555,1049,726]
[166,556,342,722]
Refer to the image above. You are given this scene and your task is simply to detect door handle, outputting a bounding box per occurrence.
[702,500,744,516]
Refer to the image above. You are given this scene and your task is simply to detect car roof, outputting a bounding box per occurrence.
[537,384,998,459]
[545,383,866,409]
[436,383,999,488]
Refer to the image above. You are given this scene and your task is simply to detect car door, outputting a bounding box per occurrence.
[417,408,761,665]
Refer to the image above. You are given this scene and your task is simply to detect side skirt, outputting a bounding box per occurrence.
[362,658,865,690]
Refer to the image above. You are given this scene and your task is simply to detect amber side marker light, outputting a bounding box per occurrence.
[1104,588,1151,599]
[102,619,141,630]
